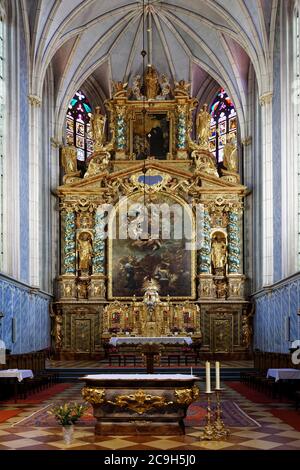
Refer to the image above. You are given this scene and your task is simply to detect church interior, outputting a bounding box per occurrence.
[0,0,300,454]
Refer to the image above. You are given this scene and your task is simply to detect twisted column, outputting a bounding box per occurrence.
[93,211,106,274]
[177,110,187,150]
[63,210,76,274]
[116,109,126,150]
[198,210,211,274]
[227,211,241,273]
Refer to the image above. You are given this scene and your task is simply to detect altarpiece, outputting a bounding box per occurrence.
[53,68,252,359]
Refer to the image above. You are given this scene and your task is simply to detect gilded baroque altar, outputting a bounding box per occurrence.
[53,68,252,359]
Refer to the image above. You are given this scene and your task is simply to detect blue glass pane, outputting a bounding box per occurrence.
[138,175,163,185]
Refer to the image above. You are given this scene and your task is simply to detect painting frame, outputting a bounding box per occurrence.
[107,192,196,300]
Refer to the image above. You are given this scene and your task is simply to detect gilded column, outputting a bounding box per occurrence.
[198,209,215,299]
[227,211,240,273]
[227,210,245,299]
[89,210,106,299]
[176,105,188,159]
[60,209,77,299]
[115,105,126,159]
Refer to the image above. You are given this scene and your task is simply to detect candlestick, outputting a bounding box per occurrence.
[205,361,211,393]
[200,391,215,440]
[215,361,220,390]
[213,388,230,439]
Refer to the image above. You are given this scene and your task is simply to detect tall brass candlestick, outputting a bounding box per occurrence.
[213,388,230,439]
[200,391,215,440]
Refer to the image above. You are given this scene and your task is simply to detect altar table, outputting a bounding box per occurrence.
[267,368,300,382]
[81,373,200,435]
[109,336,192,373]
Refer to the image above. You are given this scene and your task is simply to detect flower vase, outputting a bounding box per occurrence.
[62,424,74,445]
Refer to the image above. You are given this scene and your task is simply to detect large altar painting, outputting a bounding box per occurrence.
[108,193,195,299]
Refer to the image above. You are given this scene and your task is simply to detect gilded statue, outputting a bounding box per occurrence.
[78,232,93,270]
[84,151,110,178]
[61,145,77,174]
[50,305,63,349]
[211,237,227,272]
[223,134,238,172]
[145,66,159,99]
[174,80,190,97]
[91,107,106,151]
[112,81,128,98]
[192,150,219,178]
[242,313,253,348]
[196,104,211,149]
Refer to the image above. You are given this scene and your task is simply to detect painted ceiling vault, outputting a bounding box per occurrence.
[21,0,278,137]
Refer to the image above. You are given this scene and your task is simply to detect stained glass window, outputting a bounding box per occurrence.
[66,90,93,165]
[209,88,237,164]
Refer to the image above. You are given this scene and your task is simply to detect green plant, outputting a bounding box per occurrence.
[48,402,88,426]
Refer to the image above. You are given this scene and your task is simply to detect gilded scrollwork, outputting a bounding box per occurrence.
[107,389,173,414]
[174,386,200,405]
[82,387,106,404]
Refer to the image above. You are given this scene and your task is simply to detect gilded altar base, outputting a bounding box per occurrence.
[53,70,253,360]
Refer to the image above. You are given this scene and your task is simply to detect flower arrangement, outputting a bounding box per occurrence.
[48,402,88,426]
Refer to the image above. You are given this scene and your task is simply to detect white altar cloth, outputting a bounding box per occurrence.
[109,336,193,347]
[82,374,199,381]
[0,369,34,382]
[267,368,300,382]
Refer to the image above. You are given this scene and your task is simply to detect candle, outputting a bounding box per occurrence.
[215,361,220,389]
[205,361,211,393]
[190,367,193,376]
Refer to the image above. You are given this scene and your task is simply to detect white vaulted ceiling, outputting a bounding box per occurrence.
[21,0,278,138]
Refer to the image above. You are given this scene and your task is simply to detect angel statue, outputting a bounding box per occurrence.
[61,145,77,174]
[90,107,106,151]
[174,79,190,97]
[132,75,143,100]
[196,104,211,149]
[223,134,238,172]
[112,81,128,98]
[160,74,171,99]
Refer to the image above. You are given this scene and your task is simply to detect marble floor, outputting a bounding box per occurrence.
[0,381,300,450]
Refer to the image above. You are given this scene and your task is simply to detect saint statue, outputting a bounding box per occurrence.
[196,104,211,149]
[78,232,93,270]
[91,107,106,151]
[145,66,159,100]
[242,313,253,348]
[61,145,77,174]
[211,237,227,272]
[223,134,238,172]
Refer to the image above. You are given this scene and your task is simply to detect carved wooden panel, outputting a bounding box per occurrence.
[74,319,92,353]
[211,317,232,353]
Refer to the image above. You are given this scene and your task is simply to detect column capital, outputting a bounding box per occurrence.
[28,94,42,107]
[50,137,61,148]
[259,92,273,106]
[242,136,252,146]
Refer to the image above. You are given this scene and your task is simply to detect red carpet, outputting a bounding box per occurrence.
[0,383,72,404]
[0,409,21,423]
[226,381,283,404]
[270,409,300,432]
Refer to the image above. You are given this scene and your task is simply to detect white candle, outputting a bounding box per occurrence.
[215,361,220,389]
[190,367,193,376]
[205,361,211,393]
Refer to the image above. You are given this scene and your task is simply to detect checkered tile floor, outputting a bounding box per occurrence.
[1,382,300,450]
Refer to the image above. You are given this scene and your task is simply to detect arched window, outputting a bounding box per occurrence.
[66,91,94,166]
[209,88,237,164]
